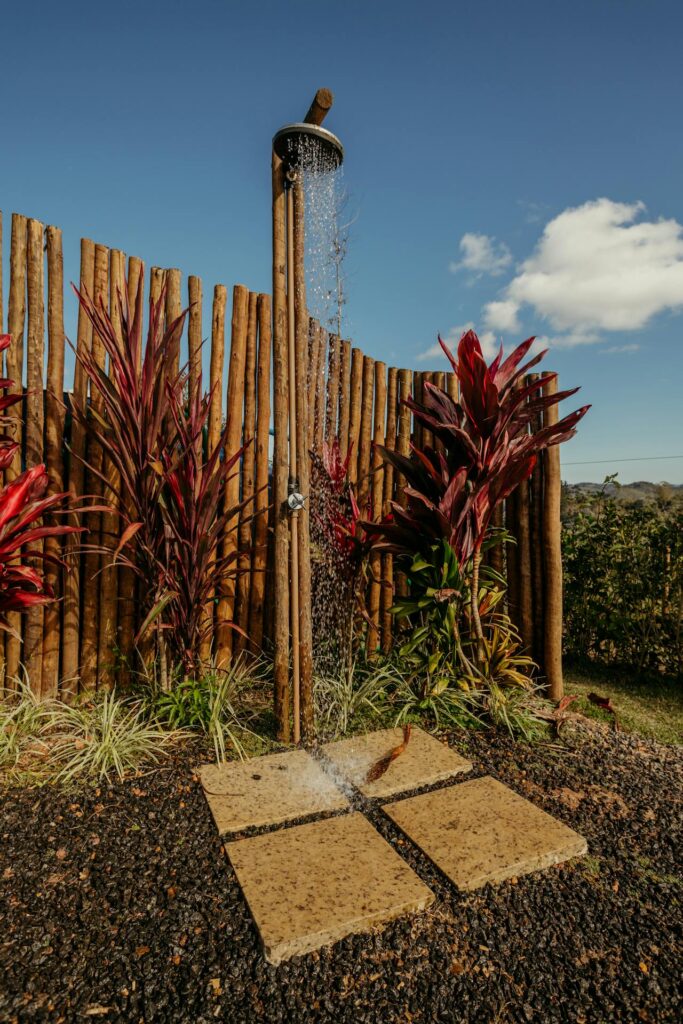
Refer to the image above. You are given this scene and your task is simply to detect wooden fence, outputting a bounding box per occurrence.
[0,209,563,700]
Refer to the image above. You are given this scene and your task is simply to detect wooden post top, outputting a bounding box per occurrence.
[303,88,334,126]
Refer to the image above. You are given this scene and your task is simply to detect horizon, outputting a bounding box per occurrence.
[2,0,682,485]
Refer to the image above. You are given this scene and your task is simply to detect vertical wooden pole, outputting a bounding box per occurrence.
[338,339,352,459]
[216,285,249,665]
[421,372,434,449]
[307,317,321,448]
[150,267,165,312]
[199,283,227,665]
[42,226,66,696]
[5,214,28,682]
[249,294,272,653]
[24,219,45,693]
[528,373,545,668]
[63,240,95,686]
[117,256,143,674]
[188,275,203,402]
[505,491,520,631]
[313,324,326,453]
[380,366,398,651]
[293,178,314,739]
[165,268,182,375]
[366,360,386,655]
[542,372,564,700]
[394,369,412,599]
[272,153,290,740]
[446,370,459,403]
[347,347,363,484]
[235,292,258,653]
[357,355,374,510]
[325,333,340,441]
[80,243,109,690]
[96,249,125,690]
[516,475,534,653]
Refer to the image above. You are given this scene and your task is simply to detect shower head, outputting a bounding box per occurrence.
[272,122,344,171]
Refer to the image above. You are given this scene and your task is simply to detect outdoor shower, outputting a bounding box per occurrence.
[271,89,344,744]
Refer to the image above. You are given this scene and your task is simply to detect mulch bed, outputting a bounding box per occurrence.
[1,723,681,1023]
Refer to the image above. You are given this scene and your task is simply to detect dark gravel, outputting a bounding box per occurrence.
[1,723,681,1023]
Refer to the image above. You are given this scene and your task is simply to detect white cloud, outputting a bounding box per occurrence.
[599,343,640,355]
[450,233,512,277]
[417,322,474,362]
[483,198,683,346]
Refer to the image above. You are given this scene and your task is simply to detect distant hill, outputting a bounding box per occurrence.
[564,480,683,503]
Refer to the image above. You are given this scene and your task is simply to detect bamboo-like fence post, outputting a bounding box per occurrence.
[272,152,290,740]
[516,475,534,653]
[199,283,226,665]
[5,214,28,681]
[325,333,340,441]
[24,219,45,693]
[421,372,434,449]
[542,372,564,699]
[307,317,321,448]
[249,294,271,653]
[41,226,66,696]
[80,243,109,690]
[293,178,314,740]
[357,354,375,510]
[314,324,327,453]
[528,372,545,668]
[188,275,203,401]
[165,268,182,375]
[432,371,446,453]
[117,256,143,675]
[63,239,95,686]
[96,249,126,689]
[505,491,520,630]
[446,370,458,403]
[149,267,165,315]
[338,339,352,458]
[347,347,363,483]
[380,366,398,651]
[235,292,258,654]
[366,360,386,655]
[394,368,412,599]
[216,285,249,664]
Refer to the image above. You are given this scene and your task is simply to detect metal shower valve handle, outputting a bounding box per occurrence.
[287,491,306,512]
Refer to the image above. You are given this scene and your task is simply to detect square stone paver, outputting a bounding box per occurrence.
[321,727,472,799]
[226,811,434,964]
[200,749,348,835]
[383,775,587,890]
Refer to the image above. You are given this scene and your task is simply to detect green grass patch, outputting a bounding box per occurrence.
[564,662,682,745]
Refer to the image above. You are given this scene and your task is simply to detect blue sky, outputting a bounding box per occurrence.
[2,0,682,483]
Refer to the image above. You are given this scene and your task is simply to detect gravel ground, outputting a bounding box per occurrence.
[1,723,681,1024]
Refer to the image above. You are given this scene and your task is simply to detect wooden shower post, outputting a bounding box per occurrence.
[272,151,290,742]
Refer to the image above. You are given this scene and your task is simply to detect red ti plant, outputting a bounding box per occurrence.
[0,335,82,632]
[372,330,589,660]
[73,282,247,680]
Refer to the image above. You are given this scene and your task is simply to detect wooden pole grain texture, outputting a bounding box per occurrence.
[338,339,352,458]
[164,268,182,376]
[272,152,290,740]
[24,219,45,693]
[117,256,143,675]
[216,284,249,664]
[505,490,520,632]
[293,178,314,740]
[41,226,66,696]
[313,324,326,453]
[357,354,375,511]
[325,332,340,442]
[528,372,545,669]
[62,239,95,686]
[149,267,165,318]
[303,88,334,126]
[80,243,109,690]
[515,475,534,654]
[366,360,386,655]
[96,249,126,690]
[249,294,271,653]
[5,214,28,681]
[347,347,363,483]
[235,291,258,654]
[188,275,203,402]
[541,372,564,699]
[394,368,412,599]
[380,366,398,651]
[307,317,321,448]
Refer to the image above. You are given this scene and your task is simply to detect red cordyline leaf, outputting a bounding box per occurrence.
[372,328,590,566]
